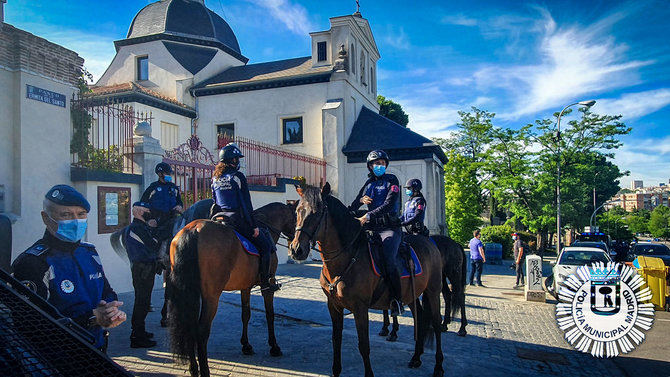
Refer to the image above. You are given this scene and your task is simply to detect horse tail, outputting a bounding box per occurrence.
[421,294,435,348]
[110,227,129,265]
[168,227,201,363]
[451,240,467,317]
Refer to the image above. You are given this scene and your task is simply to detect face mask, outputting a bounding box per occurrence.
[372,165,386,177]
[164,175,173,183]
[512,236,517,240]
[405,189,413,196]
[50,217,87,242]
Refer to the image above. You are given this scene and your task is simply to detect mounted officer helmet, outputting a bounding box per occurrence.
[366,150,389,169]
[219,143,244,162]
[155,162,173,175]
[405,178,422,192]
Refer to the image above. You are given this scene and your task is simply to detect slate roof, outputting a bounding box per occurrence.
[117,0,246,63]
[191,56,332,96]
[162,41,217,74]
[342,106,447,163]
[86,82,196,118]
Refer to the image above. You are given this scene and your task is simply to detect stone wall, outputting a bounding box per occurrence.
[0,22,83,85]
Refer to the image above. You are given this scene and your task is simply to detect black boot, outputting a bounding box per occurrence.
[130,330,157,348]
[387,272,404,316]
[259,252,280,292]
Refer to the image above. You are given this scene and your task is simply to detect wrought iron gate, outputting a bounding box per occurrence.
[163,135,215,209]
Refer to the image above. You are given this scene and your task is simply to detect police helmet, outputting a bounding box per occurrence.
[219,143,244,162]
[155,162,173,175]
[366,150,389,169]
[405,178,422,192]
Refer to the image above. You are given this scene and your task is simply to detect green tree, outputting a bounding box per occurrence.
[597,207,634,241]
[443,152,482,245]
[377,95,409,127]
[626,209,650,235]
[648,206,670,238]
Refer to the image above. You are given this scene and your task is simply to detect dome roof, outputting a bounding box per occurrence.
[125,0,242,57]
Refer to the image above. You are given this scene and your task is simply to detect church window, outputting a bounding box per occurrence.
[216,123,235,148]
[136,56,148,81]
[317,41,327,62]
[161,121,179,150]
[360,52,366,85]
[350,44,356,74]
[282,117,303,144]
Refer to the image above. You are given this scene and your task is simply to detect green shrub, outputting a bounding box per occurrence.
[480,225,514,259]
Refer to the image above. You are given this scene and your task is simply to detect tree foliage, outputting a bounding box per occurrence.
[648,206,670,238]
[377,95,409,127]
[443,152,482,245]
[597,207,634,241]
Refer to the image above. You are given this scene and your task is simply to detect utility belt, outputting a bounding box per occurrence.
[405,222,429,236]
[367,213,401,229]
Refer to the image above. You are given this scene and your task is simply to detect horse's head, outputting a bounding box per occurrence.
[289,183,330,260]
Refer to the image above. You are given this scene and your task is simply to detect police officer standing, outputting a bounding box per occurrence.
[401,178,428,236]
[125,202,159,348]
[350,150,404,316]
[12,185,126,352]
[139,162,183,242]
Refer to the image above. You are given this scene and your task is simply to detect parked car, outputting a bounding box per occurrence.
[571,241,613,257]
[546,246,612,298]
[627,242,670,266]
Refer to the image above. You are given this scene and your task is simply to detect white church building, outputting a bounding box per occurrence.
[93,0,447,233]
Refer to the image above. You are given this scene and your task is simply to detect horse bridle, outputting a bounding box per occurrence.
[294,203,328,248]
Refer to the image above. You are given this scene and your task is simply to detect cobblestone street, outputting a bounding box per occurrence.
[107,260,652,377]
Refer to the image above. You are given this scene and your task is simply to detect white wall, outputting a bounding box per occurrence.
[131,102,192,149]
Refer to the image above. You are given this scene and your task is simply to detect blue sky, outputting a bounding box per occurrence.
[6,0,670,188]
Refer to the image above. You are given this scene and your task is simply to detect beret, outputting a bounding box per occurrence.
[132,201,150,208]
[45,185,90,212]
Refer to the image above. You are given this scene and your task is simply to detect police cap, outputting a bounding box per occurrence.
[45,185,90,212]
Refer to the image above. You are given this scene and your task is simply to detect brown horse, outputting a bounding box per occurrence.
[289,184,444,377]
[167,201,296,377]
[380,234,468,340]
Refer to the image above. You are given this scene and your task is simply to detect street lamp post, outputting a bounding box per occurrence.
[590,199,621,228]
[556,100,596,252]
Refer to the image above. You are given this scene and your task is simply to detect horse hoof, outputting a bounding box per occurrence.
[408,358,422,368]
[270,346,283,357]
[441,323,448,332]
[433,367,445,377]
[386,333,398,342]
[242,344,254,355]
[378,328,389,336]
[457,329,467,337]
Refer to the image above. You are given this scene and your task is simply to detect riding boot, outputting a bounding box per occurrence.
[259,251,280,292]
[388,271,404,316]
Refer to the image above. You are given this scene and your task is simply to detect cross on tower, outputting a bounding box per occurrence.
[356,0,360,13]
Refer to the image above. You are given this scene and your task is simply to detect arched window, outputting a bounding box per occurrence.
[350,44,356,75]
[360,52,365,84]
[370,66,375,93]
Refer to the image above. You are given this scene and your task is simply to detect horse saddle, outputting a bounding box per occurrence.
[210,212,273,257]
[366,233,422,278]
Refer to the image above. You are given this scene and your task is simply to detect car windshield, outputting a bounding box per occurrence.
[572,242,608,251]
[633,244,670,255]
[559,250,610,265]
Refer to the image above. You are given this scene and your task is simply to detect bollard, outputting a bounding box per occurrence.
[525,255,546,302]
[0,214,11,273]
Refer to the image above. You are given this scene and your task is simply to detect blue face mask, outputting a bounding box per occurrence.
[50,217,87,242]
[372,165,386,177]
[405,189,413,196]
[164,175,173,183]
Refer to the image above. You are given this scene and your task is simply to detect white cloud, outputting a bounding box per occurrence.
[467,9,654,119]
[384,27,410,50]
[593,89,670,119]
[615,135,670,188]
[441,14,477,27]
[245,0,315,35]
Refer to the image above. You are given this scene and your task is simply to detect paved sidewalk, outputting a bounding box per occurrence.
[106,258,663,377]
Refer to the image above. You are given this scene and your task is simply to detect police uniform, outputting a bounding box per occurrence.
[401,194,427,235]
[140,180,182,240]
[11,185,118,351]
[125,203,159,347]
[350,170,403,308]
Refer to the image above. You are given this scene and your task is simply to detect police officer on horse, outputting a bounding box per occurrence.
[210,143,280,292]
[139,162,184,242]
[12,185,126,352]
[350,150,404,316]
[401,178,428,236]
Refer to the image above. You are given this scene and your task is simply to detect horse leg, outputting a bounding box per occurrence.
[387,314,399,342]
[441,275,452,332]
[408,298,424,368]
[427,293,444,377]
[378,310,390,337]
[458,292,468,337]
[197,294,219,377]
[328,299,344,377]
[240,288,254,355]
[262,289,282,356]
[353,306,374,377]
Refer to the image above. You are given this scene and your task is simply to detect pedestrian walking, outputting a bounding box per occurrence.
[468,229,486,286]
[512,233,525,288]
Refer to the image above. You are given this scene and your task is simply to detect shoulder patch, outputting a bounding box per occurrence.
[25,243,49,257]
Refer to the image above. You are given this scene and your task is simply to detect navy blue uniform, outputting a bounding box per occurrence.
[140,181,182,240]
[12,231,118,349]
[350,173,402,301]
[125,218,159,336]
[401,195,427,235]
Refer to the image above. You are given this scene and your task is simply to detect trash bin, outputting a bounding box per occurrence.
[634,256,667,310]
[484,243,502,265]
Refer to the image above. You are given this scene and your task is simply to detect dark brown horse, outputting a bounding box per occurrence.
[167,201,296,377]
[380,235,468,340]
[289,184,444,377]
